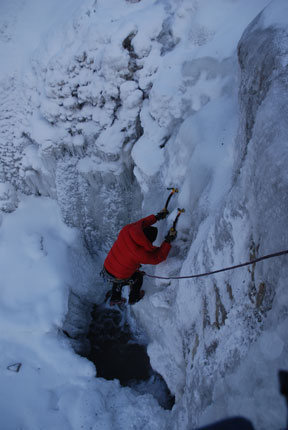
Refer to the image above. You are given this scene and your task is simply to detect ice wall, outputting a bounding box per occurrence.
[1,0,288,428]
[132,1,288,429]
[197,4,288,428]
[1,0,152,253]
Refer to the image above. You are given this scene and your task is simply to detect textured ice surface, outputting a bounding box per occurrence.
[0,0,288,429]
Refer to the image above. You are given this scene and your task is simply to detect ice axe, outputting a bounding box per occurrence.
[164,187,178,211]
[170,208,185,233]
[157,187,180,222]
[164,208,185,242]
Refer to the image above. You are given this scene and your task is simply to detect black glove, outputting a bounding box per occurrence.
[165,229,177,243]
[156,209,169,220]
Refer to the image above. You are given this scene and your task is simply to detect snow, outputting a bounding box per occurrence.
[0,0,80,81]
[1,0,288,429]
[0,182,18,212]
[0,197,90,428]
[259,330,284,360]
[261,0,288,28]
[0,196,170,429]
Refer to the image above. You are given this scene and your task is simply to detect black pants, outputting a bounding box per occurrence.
[111,271,143,304]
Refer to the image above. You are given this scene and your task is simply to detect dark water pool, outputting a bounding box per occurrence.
[85,304,175,410]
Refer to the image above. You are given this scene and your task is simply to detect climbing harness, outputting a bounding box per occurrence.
[100,267,133,286]
[101,267,135,304]
[102,188,182,304]
[101,188,181,303]
[144,249,288,280]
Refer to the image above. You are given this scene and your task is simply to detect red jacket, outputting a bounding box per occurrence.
[104,215,171,279]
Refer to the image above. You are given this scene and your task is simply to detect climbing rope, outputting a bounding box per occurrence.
[144,249,288,280]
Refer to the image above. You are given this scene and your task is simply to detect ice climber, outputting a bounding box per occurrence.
[102,209,177,306]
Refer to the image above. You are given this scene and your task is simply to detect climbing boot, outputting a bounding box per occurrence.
[109,283,126,306]
[110,297,127,307]
[129,290,145,305]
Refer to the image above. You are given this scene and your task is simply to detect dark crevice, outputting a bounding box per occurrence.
[159,134,171,148]
[135,112,144,140]
[156,17,180,56]
[83,304,175,410]
[122,32,137,57]
[122,32,143,80]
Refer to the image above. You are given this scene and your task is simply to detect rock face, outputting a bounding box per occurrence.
[236,11,288,255]
[0,1,148,253]
[145,3,288,428]
[0,0,288,428]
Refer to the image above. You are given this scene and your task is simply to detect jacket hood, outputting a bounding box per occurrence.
[129,221,156,251]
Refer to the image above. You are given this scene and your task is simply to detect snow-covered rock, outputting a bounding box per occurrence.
[0,0,288,429]
[0,182,18,212]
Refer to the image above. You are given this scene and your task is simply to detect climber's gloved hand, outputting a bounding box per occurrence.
[165,229,177,243]
[156,208,169,220]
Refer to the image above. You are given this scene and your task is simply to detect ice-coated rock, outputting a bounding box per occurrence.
[0,182,18,212]
[0,0,288,429]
